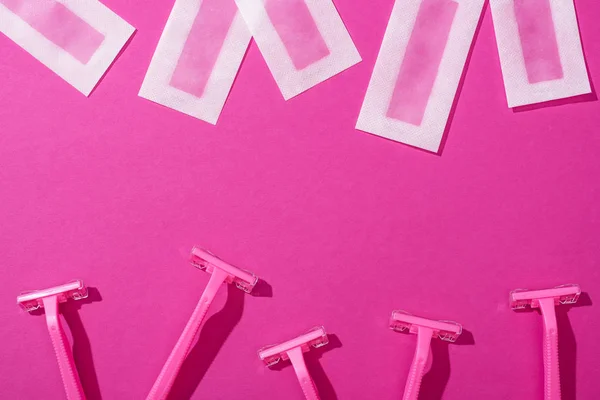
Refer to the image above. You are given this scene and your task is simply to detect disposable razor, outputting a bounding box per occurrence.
[390,310,462,400]
[17,280,89,400]
[258,326,329,400]
[510,284,581,400]
[146,247,258,400]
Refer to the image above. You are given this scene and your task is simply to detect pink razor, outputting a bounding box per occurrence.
[510,284,581,400]
[390,310,462,400]
[146,247,258,400]
[258,326,329,400]
[17,280,89,400]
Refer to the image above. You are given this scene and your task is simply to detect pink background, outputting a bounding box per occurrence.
[1,0,599,399]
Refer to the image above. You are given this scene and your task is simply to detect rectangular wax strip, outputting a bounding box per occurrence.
[387,0,457,126]
[234,0,361,99]
[169,0,238,97]
[138,0,252,124]
[356,0,484,152]
[0,0,134,95]
[513,0,562,83]
[265,0,330,70]
[0,0,104,64]
[489,0,590,107]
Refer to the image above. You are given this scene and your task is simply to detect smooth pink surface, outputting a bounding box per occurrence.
[0,1,599,399]
[266,0,330,70]
[169,0,238,97]
[514,0,563,83]
[387,0,457,126]
[0,0,104,64]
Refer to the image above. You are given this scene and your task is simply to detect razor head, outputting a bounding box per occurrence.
[258,326,329,367]
[510,284,581,310]
[17,280,88,312]
[390,311,462,343]
[189,247,258,293]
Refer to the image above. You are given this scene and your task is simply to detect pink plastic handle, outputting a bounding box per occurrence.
[287,346,320,400]
[403,326,433,400]
[42,295,86,400]
[146,267,228,400]
[538,298,561,400]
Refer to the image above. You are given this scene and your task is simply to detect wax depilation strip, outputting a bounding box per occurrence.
[0,0,104,64]
[489,0,590,107]
[138,0,252,124]
[234,0,361,99]
[0,0,135,95]
[513,0,563,83]
[169,0,238,97]
[356,0,485,152]
[387,0,457,126]
[265,0,330,70]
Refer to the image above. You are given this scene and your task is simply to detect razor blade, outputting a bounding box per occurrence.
[510,284,581,310]
[390,310,462,342]
[258,327,329,367]
[17,280,88,312]
[189,247,258,293]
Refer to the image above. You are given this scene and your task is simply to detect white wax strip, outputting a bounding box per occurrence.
[356,0,484,153]
[0,0,134,95]
[490,0,590,107]
[139,0,251,125]
[234,0,361,100]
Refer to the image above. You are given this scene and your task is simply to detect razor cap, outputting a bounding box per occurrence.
[190,247,258,293]
[390,310,462,342]
[258,327,328,367]
[17,280,87,312]
[510,284,581,310]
